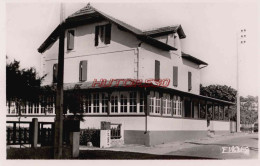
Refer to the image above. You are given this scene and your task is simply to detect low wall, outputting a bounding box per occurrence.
[147,116,207,131]
[210,120,230,134]
[80,116,146,130]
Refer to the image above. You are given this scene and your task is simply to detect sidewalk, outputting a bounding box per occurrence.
[80,132,253,155]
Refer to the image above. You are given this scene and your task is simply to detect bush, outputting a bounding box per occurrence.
[80,128,100,147]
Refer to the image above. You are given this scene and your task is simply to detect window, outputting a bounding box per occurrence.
[40,96,45,114]
[155,60,160,80]
[173,66,178,87]
[149,91,155,114]
[93,93,100,113]
[19,103,26,114]
[46,96,54,114]
[53,63,58,83]
[120,93,128,113]
[28,102,33,114]
[67,30,75,50]
[79,61,88,82]
[111,93,118,113]
[101,93,108,113]
[83,94,91,113]
[149,91,161,115]
[139,92,145,113]
[95,24,111,46]
[188,71,192,91]
[129,92,137,113]
[34,103,39,114]
[155,92,161,114]
[173,96,182,117]
[163,94,172,115]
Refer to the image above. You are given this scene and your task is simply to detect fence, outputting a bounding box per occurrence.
[6,127,30,145]
[38,122,54,146]
[6,121,55,146]
[6,121,31,145]
[110,124,121,139]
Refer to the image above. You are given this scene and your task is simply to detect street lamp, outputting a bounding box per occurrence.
[236,28,247,132]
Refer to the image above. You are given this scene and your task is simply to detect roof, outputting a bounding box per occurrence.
[143,25,186,39]
[56,80,234,105]
[181,52,208,66]
[38,3,185,53]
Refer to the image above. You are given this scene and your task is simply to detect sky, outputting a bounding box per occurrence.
[5,0,259,97]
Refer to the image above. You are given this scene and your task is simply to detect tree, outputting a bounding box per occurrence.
[240,96,258,124]
[6,59,46,111]
[200,84,237,102]
[200,84,237,121]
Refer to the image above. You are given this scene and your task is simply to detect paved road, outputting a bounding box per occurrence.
[165,133,258,159]
[80,133,258,159]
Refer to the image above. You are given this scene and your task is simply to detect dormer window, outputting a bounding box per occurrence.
[95,24,111,46]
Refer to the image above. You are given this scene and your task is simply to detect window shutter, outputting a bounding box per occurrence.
[67,30,74,50]
[53,63,58,83]
[173,66,178,87]
[155,60,160,80]
[95,26,99,46]
[188,71,192,91]
[105,24,111,44]
[79,61,87,81]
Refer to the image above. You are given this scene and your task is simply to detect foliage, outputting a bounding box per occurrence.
[240,96,258,124]
[63,85,85,121]
[200,84,237,121]
[200,84,237,103]
[6,59,46,105]
[80,128,100,147]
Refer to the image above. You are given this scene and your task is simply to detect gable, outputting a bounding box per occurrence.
[38,3,181,53]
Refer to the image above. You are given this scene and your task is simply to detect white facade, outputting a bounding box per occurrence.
[41,20,201,94]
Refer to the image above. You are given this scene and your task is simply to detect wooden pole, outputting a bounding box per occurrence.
[54,3,65,159]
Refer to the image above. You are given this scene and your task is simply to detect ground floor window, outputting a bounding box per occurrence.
[83,94,91,113]
[155,92,161,114]
[6,101,16,114]
[120,92,128,113]
[173,96,182,117]
[149,91,161,115]
[93,93,100,113]
[163,94,171,116]
[129,92,137,113]
[28,102,33,114]
[34,103,39,114]
[111,93,118,113]
[46,96,54,114]
[101,93,108,113]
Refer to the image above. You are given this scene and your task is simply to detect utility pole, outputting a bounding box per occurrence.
[236,28,246,132]
[54,3,65,159]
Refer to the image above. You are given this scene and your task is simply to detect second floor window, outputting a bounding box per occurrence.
[95,24,111,46]
[188,71,192,91]
[173,66,178,87]
[79,61,88,82]
[53,63,58,83]
[67,30,75,50]
[155,60,160,81]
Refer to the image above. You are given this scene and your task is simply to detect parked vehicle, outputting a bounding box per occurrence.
[253,122,258,132]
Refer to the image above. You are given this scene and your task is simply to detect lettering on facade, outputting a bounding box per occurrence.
[92,78,170,88]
